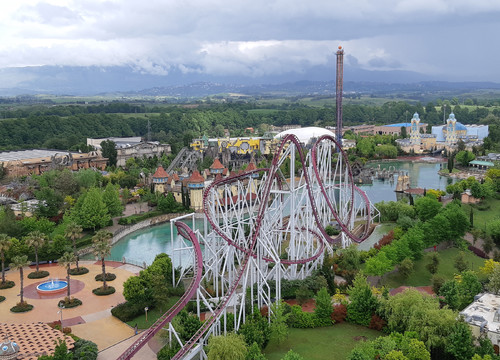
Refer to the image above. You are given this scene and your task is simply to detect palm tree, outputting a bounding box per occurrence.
[25,230,47,273]
[0,234,12,285]
[58,252,76,299]
[9,255,31,304]
[64,222,83,271]
[92,230,112,289]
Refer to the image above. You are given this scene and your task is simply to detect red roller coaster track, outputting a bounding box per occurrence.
[118,134,372,359]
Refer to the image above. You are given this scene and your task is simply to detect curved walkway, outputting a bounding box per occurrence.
[0,261,143,353]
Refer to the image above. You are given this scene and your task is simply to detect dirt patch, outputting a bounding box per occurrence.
[353,335,368,342]
[284,298,316,313]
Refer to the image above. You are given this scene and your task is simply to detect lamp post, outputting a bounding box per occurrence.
[58,305,65,327]
[144,307,149,322]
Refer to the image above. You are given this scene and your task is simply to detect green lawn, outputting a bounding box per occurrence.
[382,247,487,289]
[126,296,180,329]
[463,197,500,233]
[263,323,382,360]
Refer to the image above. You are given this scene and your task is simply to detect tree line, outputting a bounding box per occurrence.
[0,101,498,153]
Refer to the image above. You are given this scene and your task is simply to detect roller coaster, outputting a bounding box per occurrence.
[118,134,378,360]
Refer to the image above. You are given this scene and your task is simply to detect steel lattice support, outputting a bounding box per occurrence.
[120,135,378,359]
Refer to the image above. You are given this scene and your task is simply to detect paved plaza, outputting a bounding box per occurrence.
[0,260,158,358]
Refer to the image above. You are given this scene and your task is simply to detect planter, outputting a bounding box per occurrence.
[10,302,33,313]
[69,267,89,276]
[95,273,116,282]
[0,280,15,289]
[92,286,116,296]
[28,270,50,279]
[58,298,82,308]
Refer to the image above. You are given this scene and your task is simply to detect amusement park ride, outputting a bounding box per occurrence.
[118,47,379,360]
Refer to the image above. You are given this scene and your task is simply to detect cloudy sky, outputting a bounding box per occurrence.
[1,0,500,87]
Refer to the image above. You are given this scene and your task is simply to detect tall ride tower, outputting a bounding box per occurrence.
[336,46,344,145]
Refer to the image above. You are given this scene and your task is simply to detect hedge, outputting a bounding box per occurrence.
[117,210,163,225]
[111,301,151,322]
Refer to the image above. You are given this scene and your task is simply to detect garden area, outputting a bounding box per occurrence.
[382,247,487,289]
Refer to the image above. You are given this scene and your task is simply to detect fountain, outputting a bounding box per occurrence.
[36,278,68,295]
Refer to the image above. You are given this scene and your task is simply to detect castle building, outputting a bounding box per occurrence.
[152,166,169,194]
[187,170,205,211]
[409,112,421,145]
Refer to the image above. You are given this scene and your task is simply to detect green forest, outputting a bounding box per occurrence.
[0,100,499,153]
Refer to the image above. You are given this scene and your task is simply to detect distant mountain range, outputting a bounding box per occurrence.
[1,65,500,98]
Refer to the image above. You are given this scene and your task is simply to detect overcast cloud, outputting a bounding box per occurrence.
[1,0,499,83]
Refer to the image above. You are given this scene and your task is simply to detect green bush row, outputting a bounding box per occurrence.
[111,301,151,322]
[117,210,162,225]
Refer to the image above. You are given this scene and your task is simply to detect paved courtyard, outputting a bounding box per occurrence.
[0,260,158,358]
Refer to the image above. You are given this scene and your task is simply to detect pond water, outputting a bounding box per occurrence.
[105,160,454,264]
[359,160,454,204]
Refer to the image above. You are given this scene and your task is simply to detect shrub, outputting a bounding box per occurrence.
[432,275,446,294]
[0,280,15,289]
[72,338,98,360]
[469,245,488,259]
[331,304,347,323]
[118,210,163,225]
[95,273,116,282]
[0,296,5,303]
[157,342,181,360]
[287,305,316,328]
[27,270,50,279]
[69,267,89,275]
[374,230,394,250]
[62,327,72,334]
[368,314,386,331]
[295,285,313,305]
[10,301,33,313]
[111,301,147,322]
[92,286,115,296]
[58,297,82,308]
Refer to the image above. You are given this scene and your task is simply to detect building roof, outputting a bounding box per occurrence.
[461,293,500,334]
[274,127,335,144]
[0,150,71,162]
[188,170,205,184]
[469,160,495,167]
[246,161,257,172]
[383,123,413,127]
[454,122,467,131]
[152,166,168,178]
[210,158,225,170]
[0,323,74,360]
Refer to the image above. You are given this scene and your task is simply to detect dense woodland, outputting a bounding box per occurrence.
[0,100,499,153]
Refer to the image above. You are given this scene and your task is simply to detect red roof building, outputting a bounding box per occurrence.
[152,166,168,179]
